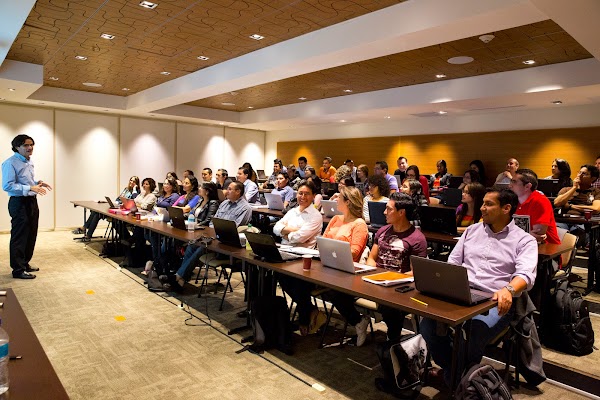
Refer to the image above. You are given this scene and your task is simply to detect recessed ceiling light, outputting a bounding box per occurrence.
[49,76,59,81]
[523,60,536,65]
[221,102,235,106]
[384,116,391,119]
[83,82,102,87]
[249,34,264,40]
[75,55,88,61]
[139,1,158,9]
[219,122,225,125]
[447,56,474,65]
[343,89,353,93]
[100,33,115,40]
[0,98,5,101]
[552,100,563,105]
[435,74,447,79]
[298,97,307,100]
[122,87,130,91]
[8,88,16,92]
[247,106,254,109]
[438,111,448,115]
[197,55,209,60]
[340,119,347,122]
[160,71,170,75]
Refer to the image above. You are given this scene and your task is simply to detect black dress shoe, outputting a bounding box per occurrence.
[26,266,40,272]
[13,271,36,279]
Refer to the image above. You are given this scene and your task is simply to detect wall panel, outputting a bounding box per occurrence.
[223,128,265,176]
[176,124,224,179]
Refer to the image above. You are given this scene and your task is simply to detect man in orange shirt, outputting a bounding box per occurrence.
[318,156,337,181]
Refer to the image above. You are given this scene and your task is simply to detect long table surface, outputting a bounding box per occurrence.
[1,289,69,399]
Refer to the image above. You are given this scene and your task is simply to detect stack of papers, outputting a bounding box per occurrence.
[362,271,414,286]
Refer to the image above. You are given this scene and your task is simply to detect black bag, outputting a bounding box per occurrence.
[375,334,427,399]
[544,279,594,356]
[455,363,512,399]
[146,251,183,292]
[249,296,292,355]
[100,242,127,258]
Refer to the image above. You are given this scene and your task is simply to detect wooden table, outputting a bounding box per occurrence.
[1,289,69,399]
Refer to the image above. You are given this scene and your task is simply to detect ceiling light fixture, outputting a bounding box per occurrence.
[435,74,447,79]
[479,34,495,43]
[249,34,264,40]
[384,116,391,119]
[340,119,347,122]
[523,60,536,65]
[552,100,563,105]
[83,82,102,87]
[438,111,448,115]
[100,33,115,40]
[343,89,353,93]
[75,55,88,61]
[197,55,209,60]
[247,106,254,109]
[298,97,307,100]
[139,1,158,9]
[447,56,474,65]
[219,122,225,125]
[49,77,59,81]
[160,71,170,75]
[8,88,16,92]
[221,102,235,106]
[122,88,130,91]
[0,98,5,101]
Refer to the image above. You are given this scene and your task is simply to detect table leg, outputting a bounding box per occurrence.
[228,260,252,336]
[585,224,600,294]
[450,322,465,393]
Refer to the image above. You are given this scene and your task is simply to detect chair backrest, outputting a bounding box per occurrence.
[560,232,578,271]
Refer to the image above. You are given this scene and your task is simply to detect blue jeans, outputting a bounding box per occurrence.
[176,245,204,281]
[420,305,514,386]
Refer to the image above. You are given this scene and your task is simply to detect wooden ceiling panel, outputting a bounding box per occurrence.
[187,20,593,111]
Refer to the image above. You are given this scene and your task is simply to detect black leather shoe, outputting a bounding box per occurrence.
[13,271,36,279]
[26,266,40,272]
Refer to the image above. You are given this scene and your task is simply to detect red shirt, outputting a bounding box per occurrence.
[515,190,560,245]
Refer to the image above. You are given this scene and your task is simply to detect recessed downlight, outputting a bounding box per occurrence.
[49,76,59,81]
[447,56,473,65]
[83,82,102,87]
[160,71,170,75]
[384,116,391,119]
[552,100,563,105]
[438,111,448,115]
[249,34,264,40]
[219,122,225,125]
[298,97,307,101]
[100,33,115,40]
[0,98,5,101]
[8,88,16,92]
[75,55,88,61]
[221,102,235,106]
[247,106,254,109]
[122,88,130,91]
[197,55,209,60]
[340,119,347,122]
[139,1,158,9]
[435,74,447,79]
[523,60,536,65]
[343,89,353,93]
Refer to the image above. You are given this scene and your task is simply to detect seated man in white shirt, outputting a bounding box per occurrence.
[495,158,519,185]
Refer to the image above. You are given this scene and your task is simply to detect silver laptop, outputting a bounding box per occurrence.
[411,256,493,306]
[321,200,343,217]
[317,237,376,274]
[264,192,285,211]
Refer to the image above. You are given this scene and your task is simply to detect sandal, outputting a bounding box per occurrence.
[308,310,327,335]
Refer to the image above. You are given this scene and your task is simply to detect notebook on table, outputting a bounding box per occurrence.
[316,237,376,274]
[362,271,413,286]
[321,200,343,217]
[410,256,493,306]
[418,205,458,236]
[212,217,243,247]
[368,201,387,228]
[244,232,300,262]
[264,192,285,211]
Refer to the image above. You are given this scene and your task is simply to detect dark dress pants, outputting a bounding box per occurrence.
[8,196,39,276]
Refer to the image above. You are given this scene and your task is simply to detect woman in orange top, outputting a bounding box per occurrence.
[456,182,486,233]
[322,186,371,346]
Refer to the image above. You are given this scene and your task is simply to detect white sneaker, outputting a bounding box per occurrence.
[141,260,153,276]
[355,315,370,347]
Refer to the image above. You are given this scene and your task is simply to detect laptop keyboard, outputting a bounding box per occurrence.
[470,291,489,303]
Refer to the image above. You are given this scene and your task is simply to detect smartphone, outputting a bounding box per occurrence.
[395,285,414,293]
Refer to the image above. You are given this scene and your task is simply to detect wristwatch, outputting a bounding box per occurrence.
[505,285,516,297]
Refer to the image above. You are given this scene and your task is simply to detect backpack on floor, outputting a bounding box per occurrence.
[375,334,428,399]
[544,279,594,356]
[455,363,512,399]
[146,251,183,292]
[249,296,292,355]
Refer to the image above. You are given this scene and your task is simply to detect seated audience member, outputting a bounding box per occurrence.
[356,164,369,195]
[510,169,560,244]
[400,178,428,227]
[74,175,139,241]
[297,156,312,178]
[545,158,573,190]
[594,156,600,189]
[134,177,157,212]
[469,160,487,186]
[322,186,370,346]
[192,182,221,226]
[144,177,180,268]
[306,176,323,210]
[127,178,157,265]
[345,159,358,182]
[455,183,486,233]
[174,181,252,288]
[183,170,194,180]
[172,176,200,215]
[374,160,399,193]
[554,164,600,215]
[201,168,213,183]
[318,157,337,181]
[329,176,355,201]
[272,172,295,208]
[406,165,430,200]
[242,162,258,183]
[167,171,182,188]
[215,169,233,190]
[457,170,480,190]
[393,156,409,182]
[287,164,297,178]
[366,192,427,342]
[363,174,390,224]
[494,158,519,185]
[421,188,538,386]
[237,166,260,203]
[429,159,452,189]
[334,164,352,183]
[267,159,284,187]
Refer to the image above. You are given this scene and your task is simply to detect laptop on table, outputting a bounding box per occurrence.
[317,237,376,274]
[244,232,300,262]
[105,196,119,210]
[537,179,559,197]
[418,205,458,236]
[212,217,244,247]
[167,206,187,230]
[368,201,387,229]
[264,192,285,211]
[411,256,493,306]
[448,176,464,189]
[321,200,343,217]
[442,188,463,208]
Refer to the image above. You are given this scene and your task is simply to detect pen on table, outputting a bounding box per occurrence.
[9,355,22,360]
[410,297,428,307]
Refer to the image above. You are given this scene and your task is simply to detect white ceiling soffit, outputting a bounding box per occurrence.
[0,1,36,66]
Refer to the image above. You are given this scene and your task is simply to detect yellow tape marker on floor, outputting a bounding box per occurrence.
[114,316,126,321]
[86,290,95,295]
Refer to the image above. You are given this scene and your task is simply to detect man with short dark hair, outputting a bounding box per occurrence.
[345,159,357,182]
[495,158,519,185]
[554,164,600,215]
[237,167,259,203]
[393,156,408,182]
[374,160,398,193]
[201,168,213,183]
[2,134,53,279]
[420,189,538,386]
[318,156,337,181]
[183,169,195,179]
[267,159,284,186]
[509,168,560,244]
[215,168,233,190]
[297,156,311,178]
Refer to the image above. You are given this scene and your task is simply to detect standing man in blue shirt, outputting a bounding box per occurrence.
[2,134,52,279]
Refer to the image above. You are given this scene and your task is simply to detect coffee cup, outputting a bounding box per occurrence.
[135,212,141,220]
[584,210,592,220]
[302,255,312,271]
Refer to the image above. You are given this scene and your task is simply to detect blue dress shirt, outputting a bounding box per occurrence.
[2,152,38,197]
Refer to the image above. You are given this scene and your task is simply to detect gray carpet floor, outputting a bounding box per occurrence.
[0,231,596,399]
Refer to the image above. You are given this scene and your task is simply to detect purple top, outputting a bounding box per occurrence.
[448,220,538,293]
[385,173,399,190]
[374,225,427,272]
[156,193,180,208]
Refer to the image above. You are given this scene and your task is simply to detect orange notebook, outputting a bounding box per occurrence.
[362,271,413,286]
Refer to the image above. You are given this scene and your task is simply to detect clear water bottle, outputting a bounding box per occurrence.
[0,318,9,394]
[187,213,196,232]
